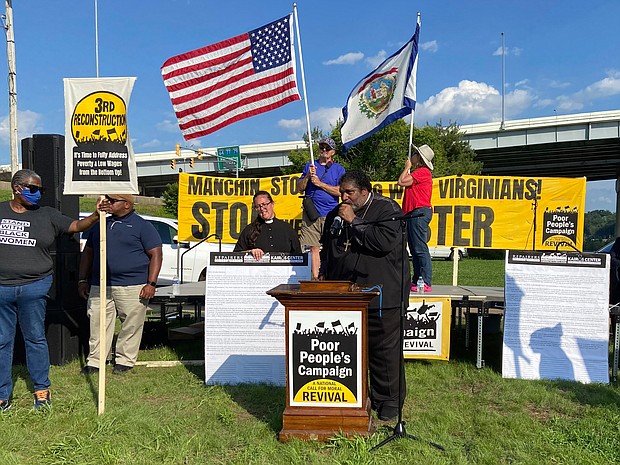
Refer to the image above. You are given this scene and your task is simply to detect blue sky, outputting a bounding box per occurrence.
[0,0,619,211]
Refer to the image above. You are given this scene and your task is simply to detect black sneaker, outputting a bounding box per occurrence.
[80,366,99,375]
[112,364,133,375]
[0,399,11,412]
[33,389,51,409]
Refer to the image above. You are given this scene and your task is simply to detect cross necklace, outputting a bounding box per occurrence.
[343,237,352,251]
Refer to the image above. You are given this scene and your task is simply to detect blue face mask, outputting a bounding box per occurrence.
[20,188,41,205]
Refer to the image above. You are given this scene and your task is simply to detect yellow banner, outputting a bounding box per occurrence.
[178,172,585,251]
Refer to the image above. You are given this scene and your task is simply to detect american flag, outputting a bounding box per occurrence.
[161,15,300,141]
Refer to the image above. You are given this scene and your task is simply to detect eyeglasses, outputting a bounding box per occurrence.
[20,184,46,194]
[319,145,332,152]
[105,195,126,204]
[253,201,272,210]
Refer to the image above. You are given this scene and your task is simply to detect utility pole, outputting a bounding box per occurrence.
[3,0,18,174]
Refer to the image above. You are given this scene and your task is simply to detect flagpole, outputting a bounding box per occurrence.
[292,3,314,164]
[94,0,99,77]
[407,12,421,159]
[500,32,505,130]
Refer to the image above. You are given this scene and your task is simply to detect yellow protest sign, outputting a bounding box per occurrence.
[178,172,585,251]
[178,172,304,244]
[426,175,585,251]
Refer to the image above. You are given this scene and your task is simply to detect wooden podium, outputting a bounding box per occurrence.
[267,280,379,441]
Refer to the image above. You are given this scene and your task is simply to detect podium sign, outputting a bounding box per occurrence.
[289,310,363,408]
[267,281,378,442]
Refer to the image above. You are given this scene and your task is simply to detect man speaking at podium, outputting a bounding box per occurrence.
[318,170,410,421]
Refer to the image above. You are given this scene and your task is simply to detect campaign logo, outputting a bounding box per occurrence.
[404,300,440,351]
[542,206,578,248]
[71,91,130,181]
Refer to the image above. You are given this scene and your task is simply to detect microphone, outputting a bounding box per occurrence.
[330,215,343,236]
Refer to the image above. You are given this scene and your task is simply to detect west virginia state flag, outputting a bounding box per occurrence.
[341,17,420,151]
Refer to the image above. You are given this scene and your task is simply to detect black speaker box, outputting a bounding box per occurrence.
[21,134,79,217]
[13,134,87,365]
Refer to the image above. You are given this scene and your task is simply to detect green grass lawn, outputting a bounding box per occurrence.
[2,342,619,465]
[432,257,505,287]
[1,191,619,464]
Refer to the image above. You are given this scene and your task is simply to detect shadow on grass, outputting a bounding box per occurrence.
[222,383,286,434]
[153,333,287,434]
[449,323,620,408]
[9,365,33,399]
[543,378,620,408]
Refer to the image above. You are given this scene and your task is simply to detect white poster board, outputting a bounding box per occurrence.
[204,252,311,385]
[503,251,610,383]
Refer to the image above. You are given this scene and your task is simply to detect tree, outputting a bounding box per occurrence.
[285,119,482,181]
[583,209,616,251]
[282,126,328,175]
[162,182,178,217]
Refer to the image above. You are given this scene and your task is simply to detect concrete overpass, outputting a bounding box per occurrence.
[135,110,620,214]
[460,110,620,181]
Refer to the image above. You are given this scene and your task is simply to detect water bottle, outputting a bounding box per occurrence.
[417,277,424,294]
[172,275,180,296]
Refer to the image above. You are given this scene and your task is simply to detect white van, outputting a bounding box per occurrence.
[80,214,234,285]
[429,246,468,260]
[408,244,468,261]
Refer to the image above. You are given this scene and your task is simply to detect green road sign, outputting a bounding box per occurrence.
[217,146,241,171]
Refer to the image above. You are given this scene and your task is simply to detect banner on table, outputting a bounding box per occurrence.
[205,252,311,385]
[178,172,585,251]
[404,296,451,360]
[63,77,138,194]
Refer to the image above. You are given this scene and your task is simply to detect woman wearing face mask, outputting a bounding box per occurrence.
[0,169,103,412]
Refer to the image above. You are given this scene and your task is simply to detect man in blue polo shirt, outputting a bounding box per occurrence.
[298,137,345,279]
[78,194,162,375]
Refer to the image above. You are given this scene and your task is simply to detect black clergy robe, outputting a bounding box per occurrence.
[319,192,410,419]
[234,217,301,254]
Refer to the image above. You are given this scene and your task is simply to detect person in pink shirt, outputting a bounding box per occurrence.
[397,144,434,292]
